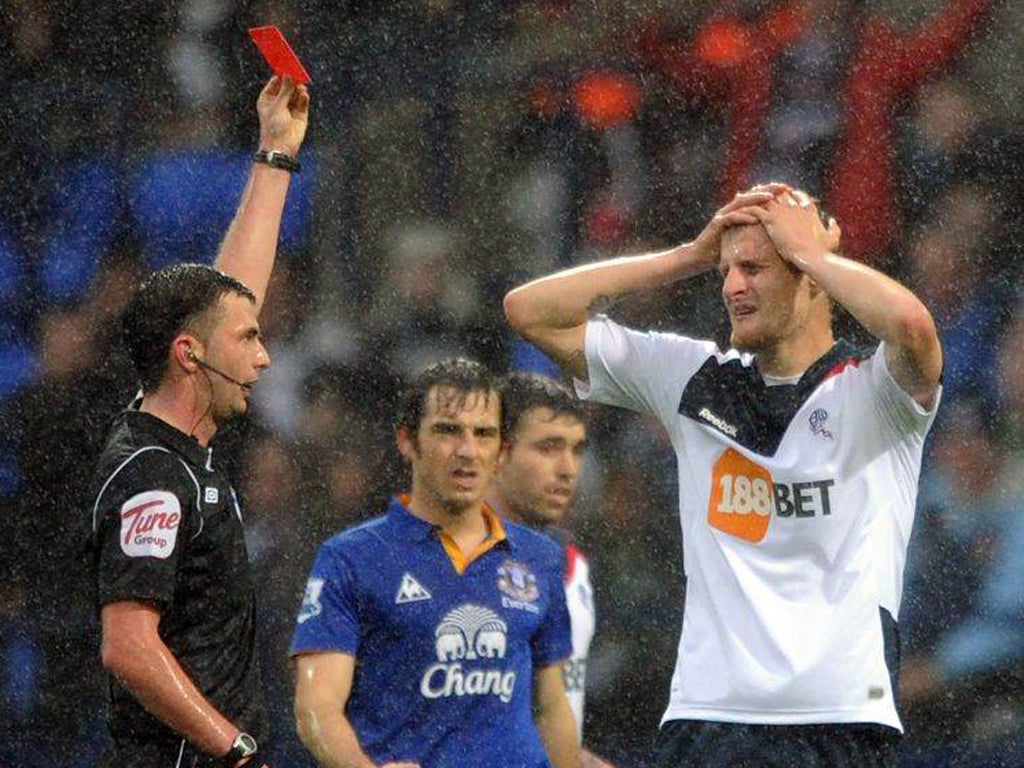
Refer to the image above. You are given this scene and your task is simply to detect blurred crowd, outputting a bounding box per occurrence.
[0,0,1021,765]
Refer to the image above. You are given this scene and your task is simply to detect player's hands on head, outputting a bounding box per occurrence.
[748,189,841,268]
[257,75,310,156]
[689,183,789,270]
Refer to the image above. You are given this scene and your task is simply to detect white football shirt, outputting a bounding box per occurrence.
[577,316,940,731]
[563,544,596,740]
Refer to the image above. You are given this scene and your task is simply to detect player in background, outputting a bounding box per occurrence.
[489,372,615,768]
[504,184,942,765]
[291,359,580,768]
[86,75,309,767]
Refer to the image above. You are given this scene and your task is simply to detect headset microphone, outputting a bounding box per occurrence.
[189,351,252,389]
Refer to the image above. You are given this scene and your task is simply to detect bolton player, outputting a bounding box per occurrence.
[488,373,614,768]
[290,359,580,768]
[85,75,309,767]
[504,185,943,765]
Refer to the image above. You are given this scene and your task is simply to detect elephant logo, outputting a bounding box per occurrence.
[434,604,508,661]
[421,604,517,703]
[435,626,468,661]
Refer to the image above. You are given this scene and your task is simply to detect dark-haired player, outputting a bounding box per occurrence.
[490,372,615,768]
[291,359,579,768]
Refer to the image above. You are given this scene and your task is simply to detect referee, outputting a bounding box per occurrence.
[85,76,308,767]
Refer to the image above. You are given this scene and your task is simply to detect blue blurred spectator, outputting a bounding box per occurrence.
[39,161,122,302]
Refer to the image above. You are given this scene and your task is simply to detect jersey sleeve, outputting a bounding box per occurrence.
[290,541,361,656]
[869,341,942,440]
[531,545,573,668]
[575,315,719,420]
[92,450,198,609]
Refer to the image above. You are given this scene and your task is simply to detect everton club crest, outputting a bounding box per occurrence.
[497,559,540,603]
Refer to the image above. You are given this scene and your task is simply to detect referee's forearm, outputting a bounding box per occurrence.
[102,631,238,756]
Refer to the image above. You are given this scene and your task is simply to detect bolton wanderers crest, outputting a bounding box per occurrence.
[496,559,540,603]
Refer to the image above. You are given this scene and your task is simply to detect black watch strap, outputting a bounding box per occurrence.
[224,732,258,765]
[255,149,301,173]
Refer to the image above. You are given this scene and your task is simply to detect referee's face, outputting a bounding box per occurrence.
[402,385,502,516]
[720,225,815,354]
[200,293,271,422]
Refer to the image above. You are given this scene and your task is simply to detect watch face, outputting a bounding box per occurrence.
[236,733,258,756]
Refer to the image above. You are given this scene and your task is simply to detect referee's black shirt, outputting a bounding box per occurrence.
[86,409,267,745]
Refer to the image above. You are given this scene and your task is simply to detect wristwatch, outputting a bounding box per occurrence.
[224,732,258,765]
[255,149,301,173]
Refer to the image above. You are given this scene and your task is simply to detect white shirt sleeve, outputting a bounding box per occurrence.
[869,341,942,440]
[574,315,719,421]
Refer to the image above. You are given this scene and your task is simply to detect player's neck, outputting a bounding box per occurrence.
[485,491,540,530]
[139,384,218,447]
[484,490,514,520]
[406,489,490,541]
[756,327,835,378]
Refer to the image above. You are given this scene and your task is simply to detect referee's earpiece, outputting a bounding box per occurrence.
[187,349,197,361]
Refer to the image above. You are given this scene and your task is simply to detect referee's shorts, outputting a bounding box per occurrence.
[96,735,225,768]
[650,719,901,768]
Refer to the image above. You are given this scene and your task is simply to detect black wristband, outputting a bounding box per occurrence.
[255,149,301,173]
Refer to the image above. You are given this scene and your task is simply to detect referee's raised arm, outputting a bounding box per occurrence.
[214,75,310,313]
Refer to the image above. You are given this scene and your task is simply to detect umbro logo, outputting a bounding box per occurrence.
[396,572,432,604]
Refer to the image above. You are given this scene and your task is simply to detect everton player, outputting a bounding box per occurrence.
[291,359,580,768]
[86,76,308,767]
[504,184,942,765]
[489,372,614,768]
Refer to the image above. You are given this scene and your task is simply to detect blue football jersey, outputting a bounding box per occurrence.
[290,497,573,767]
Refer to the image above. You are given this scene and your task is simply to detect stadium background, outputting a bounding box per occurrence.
[0,0,1021,765]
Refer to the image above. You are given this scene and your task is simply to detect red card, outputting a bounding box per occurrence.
[248,26,311,85]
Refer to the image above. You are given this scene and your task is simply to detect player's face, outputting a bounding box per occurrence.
[497,408,587,527]
[719,225,814,354]
[198,293,270,422]
[403,386,502,515]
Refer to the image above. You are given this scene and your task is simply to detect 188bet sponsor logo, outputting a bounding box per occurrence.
[708,448,835,543]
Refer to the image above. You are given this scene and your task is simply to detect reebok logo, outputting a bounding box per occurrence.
[699,407,738,437]
[396,573,432,604]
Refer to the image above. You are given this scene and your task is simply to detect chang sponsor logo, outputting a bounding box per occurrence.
[420,604,516,703]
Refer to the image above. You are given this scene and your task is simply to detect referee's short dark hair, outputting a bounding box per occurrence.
[122,263,256,392]
[501,372,584,439]
[396,358,500,436]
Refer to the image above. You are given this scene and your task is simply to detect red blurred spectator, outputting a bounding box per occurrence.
[643,0,994,262]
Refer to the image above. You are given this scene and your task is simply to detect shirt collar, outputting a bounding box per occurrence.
[387,495,515,551]
[122,409,212,468]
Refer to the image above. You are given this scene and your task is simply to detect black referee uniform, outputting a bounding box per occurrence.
[87,408,267,767]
